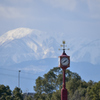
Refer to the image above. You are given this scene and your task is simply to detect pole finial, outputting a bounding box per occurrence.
[63,41,65,44]
[59,41,69,55]
[62,41,66,54]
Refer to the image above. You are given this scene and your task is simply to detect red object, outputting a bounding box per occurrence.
[59,52,70,100]
[61,69,68,100]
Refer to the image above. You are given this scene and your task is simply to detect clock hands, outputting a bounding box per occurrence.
[63,60,67,63]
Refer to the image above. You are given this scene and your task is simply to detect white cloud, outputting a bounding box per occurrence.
[0,6,25,18]
[1,0,33,4]
[21,65,45,73]
[0,0,36,19]
[0,0,100,20]
[42,0,100,19]
[0,0,40,20]
[87,0,100,18]
[42,0,77,11]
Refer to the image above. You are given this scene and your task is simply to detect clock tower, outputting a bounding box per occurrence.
[59,41,70,100]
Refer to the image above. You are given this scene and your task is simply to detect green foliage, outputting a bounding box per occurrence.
[0,85,24,100]
[71,88,87,100]
[34,67,100,100]
[24,95,33,100]
[34,67,82,100]
[34,67,61,95]
[0,85,12,100]
[51,90,61,100]
[88,81,100,100]
[13,87,23,100]
[1,67,100,100]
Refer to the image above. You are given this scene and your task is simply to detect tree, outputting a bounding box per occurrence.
[34,68,61,95]
[71,88,87,100]
[51,90,61,100]
[88,81,100,100]
[13,87,23,100]
[34,67,100,100]
[24,95,33,100]
[0,85,12,100]
[34,67,82,100]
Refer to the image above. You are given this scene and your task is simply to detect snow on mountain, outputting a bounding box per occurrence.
[0,28,59,66]
[0,27,100,66]
[71,39,100,64]
[0,28,33,45]
[0,28,100,93]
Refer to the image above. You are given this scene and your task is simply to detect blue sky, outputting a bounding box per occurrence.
[0,0,100,38]
[0,0,100,92]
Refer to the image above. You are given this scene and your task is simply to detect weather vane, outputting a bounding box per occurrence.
[59,41,70,54]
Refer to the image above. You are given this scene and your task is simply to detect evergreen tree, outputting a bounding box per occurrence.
[13,87,23,100]
[0,85,12,100]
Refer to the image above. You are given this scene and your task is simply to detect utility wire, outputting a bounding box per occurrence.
[0,73,36,80]
[0,67,38,75]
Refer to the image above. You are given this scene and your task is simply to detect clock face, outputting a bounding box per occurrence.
[61,57,69,66]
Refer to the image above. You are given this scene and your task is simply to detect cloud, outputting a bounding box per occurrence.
[0,0,36,19]
[0,0,100,22]
[0,6,25,18]
[42,0,100,19]
[1,0,33,4]
[87,0,100,18]
[21,65,45,73]
[42,0,77,11]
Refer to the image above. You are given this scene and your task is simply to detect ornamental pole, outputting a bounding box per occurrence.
[59,41,70,100]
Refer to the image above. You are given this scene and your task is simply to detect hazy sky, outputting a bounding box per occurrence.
[0,0,100,39]
[0,0,100,92]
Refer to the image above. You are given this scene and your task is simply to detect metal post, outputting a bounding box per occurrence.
[63,69,65,89]
[18,70,21,88]
[59,41,70,100]
[61,69,67,100]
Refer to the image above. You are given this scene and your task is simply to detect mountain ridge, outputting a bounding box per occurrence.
[0,28,100,92]
[0,27,100,65]
[0,28,59,66]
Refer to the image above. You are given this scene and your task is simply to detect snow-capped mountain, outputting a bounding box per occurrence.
[69,38,100,64]
[0,27,100,66]
[0,28,100,92]
[0,28,59,66]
